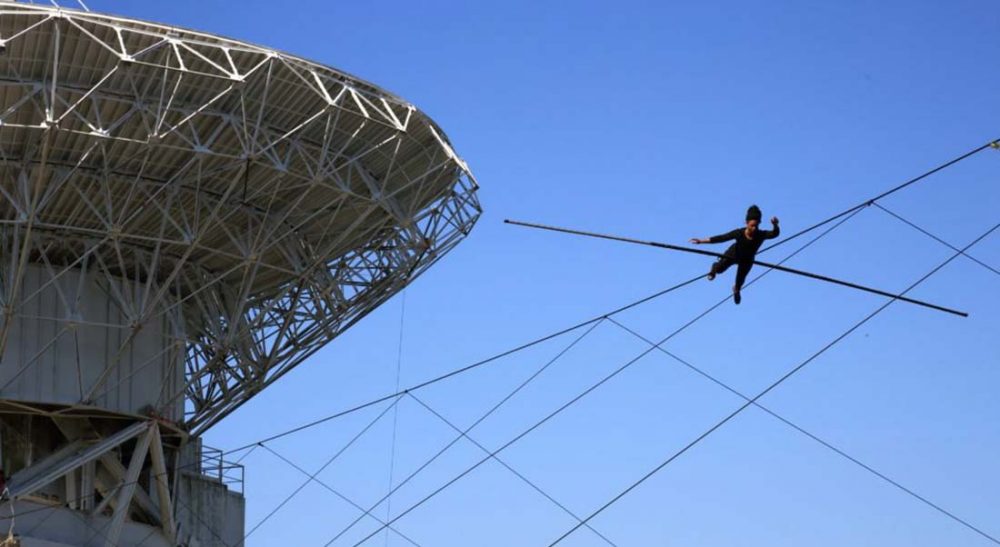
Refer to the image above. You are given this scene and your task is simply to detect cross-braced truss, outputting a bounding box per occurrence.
[0,3,481,433]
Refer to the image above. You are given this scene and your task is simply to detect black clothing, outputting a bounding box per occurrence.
[707,225,781,261]
[707,225,780,290]
[710,256,754,289]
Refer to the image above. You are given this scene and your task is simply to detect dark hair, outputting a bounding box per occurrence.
[746,204,762,223]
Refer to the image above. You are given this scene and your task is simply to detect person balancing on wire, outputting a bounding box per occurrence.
[690,204,780,305]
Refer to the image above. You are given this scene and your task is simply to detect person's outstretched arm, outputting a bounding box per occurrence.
[691,229,739,245]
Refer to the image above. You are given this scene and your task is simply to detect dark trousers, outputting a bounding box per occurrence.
[711,253,753,290]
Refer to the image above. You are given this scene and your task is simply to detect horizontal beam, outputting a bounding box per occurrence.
[505,219,967,318]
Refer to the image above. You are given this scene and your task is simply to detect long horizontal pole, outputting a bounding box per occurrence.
[504,219,968,318]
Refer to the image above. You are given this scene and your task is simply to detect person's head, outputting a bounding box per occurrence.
[745,204,762,234]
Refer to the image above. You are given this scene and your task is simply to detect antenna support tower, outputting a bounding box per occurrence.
[0,2,481,545]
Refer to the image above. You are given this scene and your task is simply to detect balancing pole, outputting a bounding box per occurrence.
[504,219,968,318]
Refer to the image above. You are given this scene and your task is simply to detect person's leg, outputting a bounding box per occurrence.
[708,244,737,281]
[708,256,733,281]
[732,261,753,304]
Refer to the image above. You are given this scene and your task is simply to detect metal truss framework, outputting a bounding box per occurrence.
[0,3,481,433]
[3,412,179,546]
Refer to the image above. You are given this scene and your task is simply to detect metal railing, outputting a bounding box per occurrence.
[198,446,245,493]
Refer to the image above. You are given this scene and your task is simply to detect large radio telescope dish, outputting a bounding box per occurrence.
[0,2,481,433]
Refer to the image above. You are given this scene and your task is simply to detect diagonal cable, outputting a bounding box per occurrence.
[873,202,1000,277]
[234,443,260,464]
[257,443,424,547]
[548,221,1000,545]
[606,315,1000,545]
[223,276,702,456]
[761,138,999,253]
[405,391,619,546]
[238,396,404,545]
[323,319,607,546]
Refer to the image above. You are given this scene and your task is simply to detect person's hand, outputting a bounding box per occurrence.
[771,216,779,225]
[690,238,701,244]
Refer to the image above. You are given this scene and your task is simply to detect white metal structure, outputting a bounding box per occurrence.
[0,2,480,545]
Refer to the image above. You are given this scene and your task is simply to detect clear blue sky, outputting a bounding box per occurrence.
[88,1,1000,545]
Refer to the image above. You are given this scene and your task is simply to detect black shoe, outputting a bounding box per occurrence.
[733,286,741,305]
[707,271,716,281]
